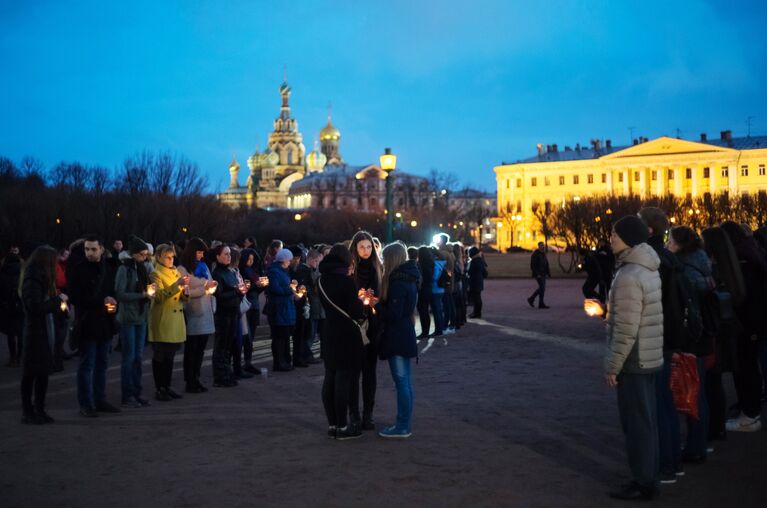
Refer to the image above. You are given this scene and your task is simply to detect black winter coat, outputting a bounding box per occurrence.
[379,261,420,360]
[0,257,23,337]
[467,256,488,293]
[68,259,116,343]
[318,257,365,371]
[21,266,64,376]
[530,250,550,278]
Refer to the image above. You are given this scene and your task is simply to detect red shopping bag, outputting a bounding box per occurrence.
[670,352,699,420]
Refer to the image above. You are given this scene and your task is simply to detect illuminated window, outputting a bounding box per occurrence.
[573,175,579,185]
[722,167,729,177]
[531,177,537,187]
[601,173,607,183]
[506,179,510,189]
[618,173,624,183]
[741,165,749,177]
[760,165,766,176]
[635,171,640,182]
[587,174,594,184]
[516,179,522,188]
[559,176,565,185]
[703,167,710,178]
[668,170,674,180]
[686,168,692,179]
[651,171,657,181]
[544,176,550,186]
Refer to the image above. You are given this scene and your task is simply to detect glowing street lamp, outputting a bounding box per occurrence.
[380,148,397,243]
[294,213,302,221]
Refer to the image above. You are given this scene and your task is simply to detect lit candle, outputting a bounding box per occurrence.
[60,301,68,312]
[206,285,217,295]
[583,299,604,317]
[146,284,156,297]
[105,303,117,314]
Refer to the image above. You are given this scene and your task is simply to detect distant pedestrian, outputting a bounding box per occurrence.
[467,247,488,319]
[527,242,550,309]
[0,252,24,367]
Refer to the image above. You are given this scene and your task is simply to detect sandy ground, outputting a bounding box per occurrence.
[1,279,765,507]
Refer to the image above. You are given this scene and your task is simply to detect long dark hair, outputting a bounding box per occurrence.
[179,237,209,273]
[669,226,702,257]
[19,245,58,298]
[350,230,382,289]
[701,226,746,305]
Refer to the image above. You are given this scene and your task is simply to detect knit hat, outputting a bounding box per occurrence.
[128,235,149,254]
[614,216,649,247]
[468,247,480,257]
[274,248,294,263]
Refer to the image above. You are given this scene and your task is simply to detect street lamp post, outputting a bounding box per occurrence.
[380,148,397,244]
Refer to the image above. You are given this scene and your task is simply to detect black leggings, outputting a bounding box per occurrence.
[151,343,179,390]
[350,345,377,420]
[21,374,49,413]
[7,334,21,361]
[322,368,355,428]
[417,294,432,337]
[184,334,209,388]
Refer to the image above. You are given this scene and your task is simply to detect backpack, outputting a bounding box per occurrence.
[662,256,704,351]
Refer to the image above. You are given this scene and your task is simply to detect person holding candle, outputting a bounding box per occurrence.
[349,231,383,430]
[148,244,189,401]
[68,235,120,417]
[266,248,298,371]
[114,236,153,408]
[602,216,663,501]
[211,245,243,386]
[289,245,312,368]
[239,247,267,374]
[19,245,69,424]
[178,237,217,393]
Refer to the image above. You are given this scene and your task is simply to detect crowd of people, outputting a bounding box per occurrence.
[0,232,488,441]
[589,207,767,501]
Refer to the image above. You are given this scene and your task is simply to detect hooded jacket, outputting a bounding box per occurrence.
[604,242,663,374]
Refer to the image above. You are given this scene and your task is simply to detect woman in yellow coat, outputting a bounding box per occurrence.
[148,244,189,401]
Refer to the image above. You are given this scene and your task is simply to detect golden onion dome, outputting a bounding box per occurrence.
[320,118,340,140]
[229,156,240,171]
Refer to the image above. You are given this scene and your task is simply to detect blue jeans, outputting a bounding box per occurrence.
[431,293,445,334]
[656,352,681,474]
[120,323,146,401]
[78,340,111,409]
[684,358,709,458]
[388,356,413,432]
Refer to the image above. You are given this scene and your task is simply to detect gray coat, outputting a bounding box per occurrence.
[178,265,216,336]
[114,256,150,325]
[604,243,664,375]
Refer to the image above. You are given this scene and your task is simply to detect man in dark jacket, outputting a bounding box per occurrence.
[596,239,615,302]
[527,242,551,309]
[68,235,119,417]
[467,247,488,318]
[289,245,312,367]
[581,248,603,301]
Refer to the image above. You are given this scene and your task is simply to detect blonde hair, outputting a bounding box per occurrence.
[380,242,408,301]
[154,244,176,264]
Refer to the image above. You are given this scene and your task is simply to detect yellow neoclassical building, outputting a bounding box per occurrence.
[494,132,767,250]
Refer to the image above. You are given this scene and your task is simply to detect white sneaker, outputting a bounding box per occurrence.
[725,413,762,432]
[444,328,455,335]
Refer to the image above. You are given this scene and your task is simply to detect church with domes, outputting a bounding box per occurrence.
[218,80,433,212]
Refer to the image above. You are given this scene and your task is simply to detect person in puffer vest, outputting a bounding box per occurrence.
[604,215,663,501]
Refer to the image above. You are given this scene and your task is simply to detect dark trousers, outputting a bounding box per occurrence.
[271,325,294,370]
[6,333,20,361]
[21,374,48,413]
[733,332,763,418]
[293,314,307,366]
[243,308,260,365]
[213,313,237,383]
[616,372,659,488]
[350,345,377,421]
[417,294,431,337]
[443,291,456,329]
[469,290,483,317]
[685,358,709,458]
[454,287,466,326]
[151,343,179,390]
[53,312,68,367]
[322,368,354,428]
[530,276,547,306]
[582,277,601,300]
[656,353,681,474]
[184,334,209,388]
[77,339,110,409]
[705,365,727,440]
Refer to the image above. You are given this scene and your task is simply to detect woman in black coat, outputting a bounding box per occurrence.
[319,244,367,440]
[0,253,24,367]
[416,246,434,337]
[20,246,68,424]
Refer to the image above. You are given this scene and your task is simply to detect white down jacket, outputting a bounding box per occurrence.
[604,242,663,375]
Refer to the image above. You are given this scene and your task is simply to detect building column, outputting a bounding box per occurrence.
[728,164,738,194]
[690,164,699,197]
[655,167,664,196]
[606,169,614,194]
[709,163,717,195]
[639,167,648,198]
[673,166,683,196]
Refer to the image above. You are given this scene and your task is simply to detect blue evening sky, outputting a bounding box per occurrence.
[1,0,765,193]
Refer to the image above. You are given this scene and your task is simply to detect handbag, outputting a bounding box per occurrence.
[670,352,700,420]
[317,277,369,346]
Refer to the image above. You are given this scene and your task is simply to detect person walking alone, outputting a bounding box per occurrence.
[528,242,551,309]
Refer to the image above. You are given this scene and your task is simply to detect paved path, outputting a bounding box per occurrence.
[0,279,765,507]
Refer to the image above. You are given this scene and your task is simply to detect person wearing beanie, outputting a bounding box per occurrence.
[602,216,663,500]
[467,247,488,318]
[288,245,313,368]
[266,248,298,371]
[527,242,551,309]
[128,236,149,255]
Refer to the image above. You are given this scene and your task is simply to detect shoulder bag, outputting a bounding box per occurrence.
[317,276,369,346]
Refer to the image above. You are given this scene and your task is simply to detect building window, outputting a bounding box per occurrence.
[559,176,565,185]
[516,201,522,212]
[506,179,510,189]
[722,167,729,177]
[651,171,657,181]
[760,165,766,176]
[741,165,749,177]
[531,177,537,187]
[686,168,692,179]
[573,175,579,185]
[587,174,594,184]
[601,173,607,183]
[516,179,522,188]
[635,171,640,182]
[618,173,624,183]
[668,169,674,180]
[544,176,550,186]
[703,167,710,179]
